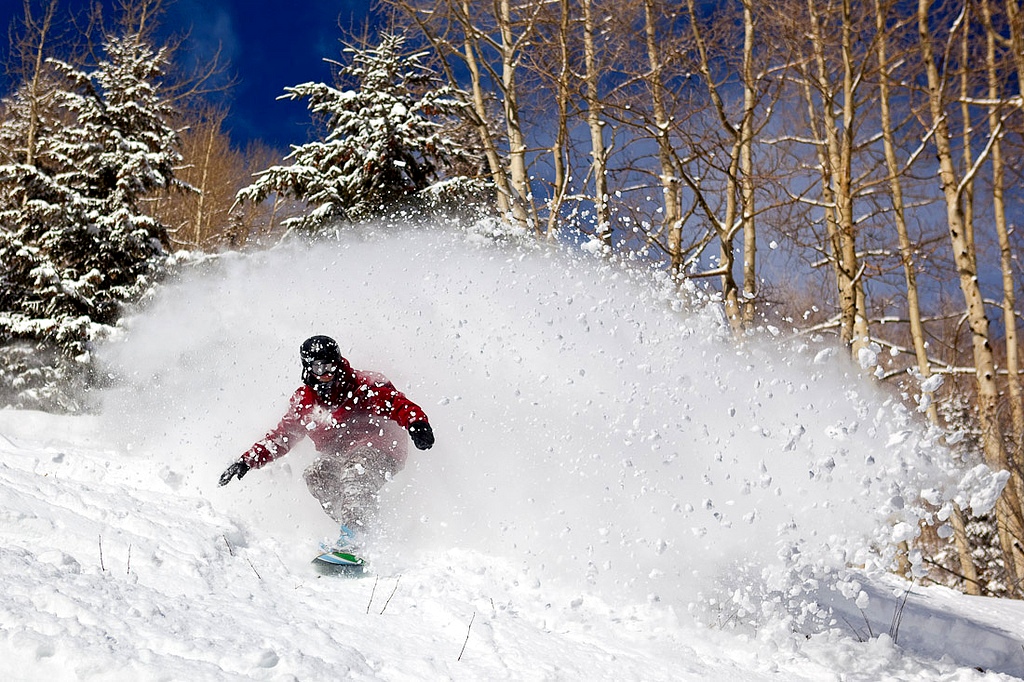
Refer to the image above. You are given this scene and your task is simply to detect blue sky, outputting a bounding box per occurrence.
[0,0,375,150]
[164,0,374,149]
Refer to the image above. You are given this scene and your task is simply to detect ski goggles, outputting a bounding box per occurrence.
[308,360,338,376]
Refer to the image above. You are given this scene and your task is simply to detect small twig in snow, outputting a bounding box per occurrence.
[837,613,866,642]
[220,534,257,578]
[126,544,132,575]
[889,583,915,643]
[458,611,476,662]
[379,575,402,615]
[367,575,380,614]
[98,535,106,572]
[860,609,875,639]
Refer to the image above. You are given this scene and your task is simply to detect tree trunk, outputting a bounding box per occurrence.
[496,0,534,230]
[545,0,572,240]
[581,0,611,244]
[18,0,59,177]
[803,0,868,354]
[959,7,977,271]
[192,123,216,246]
[982,0,1024,464]
[686,0,740,327]
[642,0,683,276]
[740,0,758,327]
[1003,0,1024,115]
[457,0,515,219]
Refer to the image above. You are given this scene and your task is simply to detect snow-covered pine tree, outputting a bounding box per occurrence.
[237,33,481,231]
[0,72,79,409]
[0,29,181,411]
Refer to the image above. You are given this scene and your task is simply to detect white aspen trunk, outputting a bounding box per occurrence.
[836,0,870,355]
[720,154,741,329]
[740,0,757,327]
[1007,0,1024,105]
[192,124,215,247]
[497,0,534,230]
[804,0,867,353]
[983,0,1024,463]
[959,11,977,267]
[875,0,938,421]
[545,0,571,240]
[582,0,611,243]
[643,0,683,275]
[687,0,742,330]
[458,0,513,217]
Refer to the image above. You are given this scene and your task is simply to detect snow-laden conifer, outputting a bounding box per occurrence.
[0,30,180,411]
[237,33,481,231]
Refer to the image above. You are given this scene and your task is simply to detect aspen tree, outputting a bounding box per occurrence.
[980,0,1024,463]
[581,0,612,244]
[917,0,1024,594]
[686,0,763,331]
[641,0,683,276]
[795,0,870,355]
[875,0,981,592]
[386,0,535,227]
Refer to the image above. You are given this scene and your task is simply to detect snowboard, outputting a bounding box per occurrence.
[312,550,366,576]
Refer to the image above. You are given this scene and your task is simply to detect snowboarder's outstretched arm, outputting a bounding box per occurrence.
[219,387,313,486]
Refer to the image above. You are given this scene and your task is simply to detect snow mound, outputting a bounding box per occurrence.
[99,228,995,617]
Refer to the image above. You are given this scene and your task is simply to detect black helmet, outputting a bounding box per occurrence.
[300,335,341,368]
[299,336,350,403]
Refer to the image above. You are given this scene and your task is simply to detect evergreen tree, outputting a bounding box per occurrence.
[237,33,480,231]
[0,29,180,411]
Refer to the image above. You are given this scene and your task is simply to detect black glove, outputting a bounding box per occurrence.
[409,422,434,450]
[219,460,250,486]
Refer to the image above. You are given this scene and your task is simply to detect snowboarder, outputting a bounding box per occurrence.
[218,335,434,561]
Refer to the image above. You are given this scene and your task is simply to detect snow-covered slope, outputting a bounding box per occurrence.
[2,226,1024,680]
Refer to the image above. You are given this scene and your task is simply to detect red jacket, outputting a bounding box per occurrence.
[241,366,429,470]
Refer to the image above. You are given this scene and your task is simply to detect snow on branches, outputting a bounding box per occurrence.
[0,29,181,411]
[236,33,483,231]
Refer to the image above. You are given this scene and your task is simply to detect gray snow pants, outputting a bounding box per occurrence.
[302,446,399,530]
